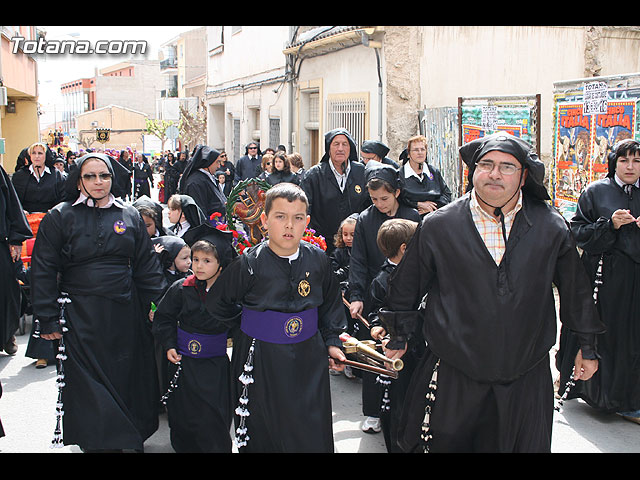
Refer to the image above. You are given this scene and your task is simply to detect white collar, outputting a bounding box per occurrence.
[29,164,51,179]
[403,162,431,180]
[199,168,218,184]
[72,192,124,209]
[614,173,640,189]
[276,246,300,263]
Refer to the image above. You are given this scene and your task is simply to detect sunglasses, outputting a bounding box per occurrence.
[81,173,113,181]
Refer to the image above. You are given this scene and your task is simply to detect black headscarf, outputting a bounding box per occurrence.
[459,132,549,202]
[133,195,168,236]
[365,163,400,191]
[151,235,188,269]
[320,128,359,165]
[459,132,549,246]
[174,194,207,228]
[64,152,131,201]
[178,145,221,193]
[361,140,390,159]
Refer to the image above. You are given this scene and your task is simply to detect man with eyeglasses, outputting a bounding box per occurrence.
[377,132,605,453]
[235,142,262,182]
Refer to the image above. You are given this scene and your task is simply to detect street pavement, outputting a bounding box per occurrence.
[0,321,638,453]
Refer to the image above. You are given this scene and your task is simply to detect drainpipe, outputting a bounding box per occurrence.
[362,32,383,141]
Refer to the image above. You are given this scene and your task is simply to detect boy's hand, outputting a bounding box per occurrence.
[167,348,182,364]
[328,345,346,372]
[370,326,386,341]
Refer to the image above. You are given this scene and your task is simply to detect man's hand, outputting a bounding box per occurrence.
[349,300,364,319]
[328,345,346,372]
[383,342,408,362]
[573,349,598,381]
[167,348,182,364]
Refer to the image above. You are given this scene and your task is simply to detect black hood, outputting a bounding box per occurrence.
[64,152,131,200]
[459,132,550,201]
[133,195,168,236]
[361,140,390,159]
[182,221,237,270]
[178,145,221,192]
[320,128,359,164]
[152,235,188,269]
[174,194,207,227]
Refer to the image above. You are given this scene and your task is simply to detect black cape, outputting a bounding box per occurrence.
[153,275,233,452]
[132,159,154,199]
[348,203,420,311]
[11,166,66,213]
[556,177,640,413]
[179,146,226,221]
[398,162,452,213]
[301,129,370,256]
[0,165,32,346]
[382,193,605,452]
[206,241,347,452]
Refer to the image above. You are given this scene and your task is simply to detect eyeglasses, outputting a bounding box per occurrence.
[410,148,427,153]
[81,172,113,182]
[248,146,258,149]
[475,160,521,176]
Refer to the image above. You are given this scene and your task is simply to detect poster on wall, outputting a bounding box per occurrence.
[459,102,537,193]
[551,76,640,220]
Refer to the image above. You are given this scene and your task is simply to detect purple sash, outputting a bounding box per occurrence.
[241,307,318,344]
[177,327,227,358]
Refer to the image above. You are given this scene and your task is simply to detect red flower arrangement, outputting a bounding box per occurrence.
[209,212,253,254]
[302,228,327,251]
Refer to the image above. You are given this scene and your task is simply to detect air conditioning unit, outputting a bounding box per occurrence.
[0,87,7,106]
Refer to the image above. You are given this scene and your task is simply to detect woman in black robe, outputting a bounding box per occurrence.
[118,150,133,201]
[30,152,167,452]
[266,151,300,186]
[398,135,451,216]
[11,143,66,214]
[178,145,226,222]
[557,138,640,423]
[163,152,181,202]
[0,164,32,356]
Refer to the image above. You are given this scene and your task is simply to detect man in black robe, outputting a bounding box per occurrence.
[179,145,226,222]
[300,128,370,256]
[379,132,605,453]
[234,142,262,182]
[132,154,154,200]
[0,164,32,355]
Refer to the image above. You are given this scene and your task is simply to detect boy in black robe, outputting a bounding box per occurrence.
[206,183,348,452]
[153,223,237,452]
[379,133,605,453]
[367,218,420,452]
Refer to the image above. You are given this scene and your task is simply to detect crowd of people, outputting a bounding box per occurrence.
[0,129,637,453]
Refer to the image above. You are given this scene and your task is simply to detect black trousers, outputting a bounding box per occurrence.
[399,351,554,453]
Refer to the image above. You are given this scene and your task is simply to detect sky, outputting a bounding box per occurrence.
[35,25,202,127]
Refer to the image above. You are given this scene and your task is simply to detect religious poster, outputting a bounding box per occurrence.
[551,74,640,220]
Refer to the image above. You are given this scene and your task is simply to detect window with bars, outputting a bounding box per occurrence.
[269,118,280,149]
[326,95,368,156]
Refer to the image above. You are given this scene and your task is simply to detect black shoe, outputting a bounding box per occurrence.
[3,336,18,355]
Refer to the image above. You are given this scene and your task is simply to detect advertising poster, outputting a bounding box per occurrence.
[459,103,535,193]
[551,78,640,220]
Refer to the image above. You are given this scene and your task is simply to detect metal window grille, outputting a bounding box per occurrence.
[309,93,319,123]
[269,118,280,148]
[233,119,240,161]
[326,96,367,156]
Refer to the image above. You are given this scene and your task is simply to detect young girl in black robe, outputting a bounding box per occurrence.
[347,164,421,434]
[205,183,347,452]
[152,223,237,452]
